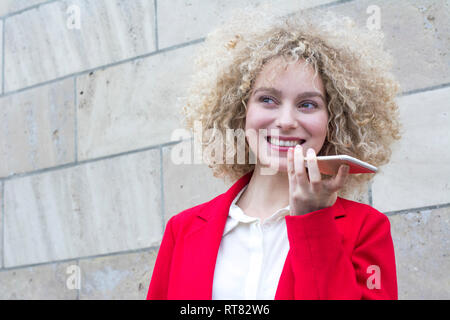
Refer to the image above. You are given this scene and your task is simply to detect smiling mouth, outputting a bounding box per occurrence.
[266,136,306,147]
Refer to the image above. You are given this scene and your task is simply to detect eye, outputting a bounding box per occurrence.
[299,101,318,110]
[259,95,276,104]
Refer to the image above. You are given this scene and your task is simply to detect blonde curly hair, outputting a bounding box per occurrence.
[181,5,402,200]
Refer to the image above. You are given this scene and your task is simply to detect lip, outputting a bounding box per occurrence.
[266,136,306,152]
[267,135,306,141]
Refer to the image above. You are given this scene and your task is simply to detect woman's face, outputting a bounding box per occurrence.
[245,57,329,173]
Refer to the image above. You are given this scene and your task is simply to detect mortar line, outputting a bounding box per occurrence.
[368,181,373,207]
[154,0,159,51]
[0,0,447,101]
[0,49,447,103]
[0,0,351,96]
[0,0,354,28]
[400,82,450,97]
[159,145,166,233]
[0,245,160,272]
[2,198,450,272]
[1,17,5,95]
[0,138,187,183]
[0,0,61,20]
[0,37,205,98]
[76,258,80,300]
[384,202,450,217]
[1,180,4,269]
[314,0,355,9]
[73,76,78,163]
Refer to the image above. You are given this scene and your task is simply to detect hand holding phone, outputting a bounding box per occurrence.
[304,155,377,175]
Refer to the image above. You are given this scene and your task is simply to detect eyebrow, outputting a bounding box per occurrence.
[252,87,326,103]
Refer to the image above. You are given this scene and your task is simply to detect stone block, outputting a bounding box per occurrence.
[0,20,2,93]
[330,0,450,92]
[0,181,3,268]
[0,0,48,17]
[79,249,157,299]
[372,86,450,212]
[77,43,200,160]
[157,0,337,50]
[0,260,78,299]
[4,0,156,92]
[0,78,75,178]
[3,148,162,267]
[162,140,231,223]
[388,206,450,299]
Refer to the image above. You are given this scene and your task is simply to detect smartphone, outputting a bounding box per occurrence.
[304,155,377,175]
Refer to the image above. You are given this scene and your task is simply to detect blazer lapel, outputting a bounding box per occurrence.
[179,171,253,299]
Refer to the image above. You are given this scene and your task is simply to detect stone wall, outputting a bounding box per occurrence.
[0,0,448,299]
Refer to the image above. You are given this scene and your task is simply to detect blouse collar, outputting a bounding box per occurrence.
[223,184,290,236]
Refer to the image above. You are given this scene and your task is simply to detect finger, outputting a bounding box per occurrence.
[287,147,296,193]
[294,144,308,189]
[326,164,350,192]
[287,147,295,176]
[306,148,321,184]
[287,148,294,185]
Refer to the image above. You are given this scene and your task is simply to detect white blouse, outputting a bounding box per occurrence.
[212,185,291,300]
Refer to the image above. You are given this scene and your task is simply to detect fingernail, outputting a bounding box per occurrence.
[307,148,314,156]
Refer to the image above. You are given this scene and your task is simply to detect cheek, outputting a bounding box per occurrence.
[303,113,328,137]
[245,107,272,130]
[244,108,271,150]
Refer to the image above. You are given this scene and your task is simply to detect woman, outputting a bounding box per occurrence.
[147,6,401,300]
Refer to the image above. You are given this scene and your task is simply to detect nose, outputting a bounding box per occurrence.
[275,106,298,130]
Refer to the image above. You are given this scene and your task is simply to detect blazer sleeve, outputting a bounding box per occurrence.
[284,206,398,300]
[146,217,176,300]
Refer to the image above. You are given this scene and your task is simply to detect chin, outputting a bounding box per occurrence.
[257,158,289,175]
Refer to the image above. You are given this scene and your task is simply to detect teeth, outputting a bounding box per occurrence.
[268,137,303,147]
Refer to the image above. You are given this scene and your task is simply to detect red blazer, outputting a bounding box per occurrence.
[147,171,398,300]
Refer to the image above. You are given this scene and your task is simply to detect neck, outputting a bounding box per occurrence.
[236,165,290,220]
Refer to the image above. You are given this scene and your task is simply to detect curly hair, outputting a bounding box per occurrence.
[181,4,402,200]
